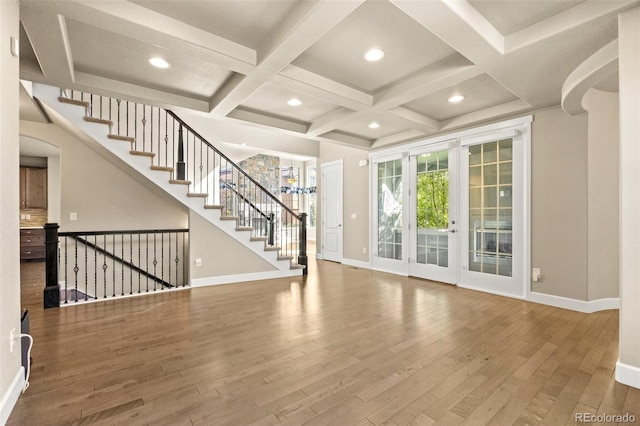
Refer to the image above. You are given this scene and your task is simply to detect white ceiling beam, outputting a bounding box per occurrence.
[506,0,639,53]
[307,108,361,136]
[66,0,256,66]
[374,57,482,109]
[209,0,364,118]
[319,131,372,149]
[371,129,429,150]
[386,107,440,131]
[74,72,211,112]
[439,99,531,132]
[20,3,75,86]
[389,0,504,65]
[227,108,308,134]
[258,0,365,71]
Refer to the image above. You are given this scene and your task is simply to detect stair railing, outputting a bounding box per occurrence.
[61,90,307,274]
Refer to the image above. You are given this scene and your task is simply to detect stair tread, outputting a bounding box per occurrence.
[186,193,207,198]
[58,97,89,107]
[204,205,223,210]
[108,134,135,142]
[220,216,239,221]
[250,237,268,242]
[290,264,305,270]
[235,227,254,231]
[278,255,294,261]
[169,179,192,185]
[84,116,113,126]
[130,150,155,158]
[264,247,281,252]
[151,165,174,172]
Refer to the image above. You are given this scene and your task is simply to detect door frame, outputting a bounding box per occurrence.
[369,116,532,300]
[321,159,343,262]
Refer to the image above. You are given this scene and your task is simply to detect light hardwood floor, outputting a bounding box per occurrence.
[9,257,640,425]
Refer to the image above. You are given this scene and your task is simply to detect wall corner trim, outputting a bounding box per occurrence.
[0,368,25,425]
[615,360,640,390]
[527,292,619,313]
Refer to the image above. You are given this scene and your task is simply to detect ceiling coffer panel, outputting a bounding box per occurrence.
[404,74,520,122]
[292,0,467,94]
[65,18,232,100]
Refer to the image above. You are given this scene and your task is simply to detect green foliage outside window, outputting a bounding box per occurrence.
[417,170,449,229]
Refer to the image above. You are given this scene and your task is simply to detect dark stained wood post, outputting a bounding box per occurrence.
[298,213,308,275]
[43,223,60,308]
[176,124,186,180]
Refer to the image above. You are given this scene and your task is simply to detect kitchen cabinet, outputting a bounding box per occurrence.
[20,167,47,209]
[20,228,45,261]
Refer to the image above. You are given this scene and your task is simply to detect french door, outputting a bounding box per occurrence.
[372,120,529,300]
[409,143,458,284]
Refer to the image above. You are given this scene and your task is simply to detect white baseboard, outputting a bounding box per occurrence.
[315,253,323,260]
[0,368,25,425]
[342,258,371,269]
[191,269,301,287]
[616,360,640,389]
[527,292,619,313]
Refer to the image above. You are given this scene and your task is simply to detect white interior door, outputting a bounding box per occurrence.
[321,160,343,262]
[409,145,458,284]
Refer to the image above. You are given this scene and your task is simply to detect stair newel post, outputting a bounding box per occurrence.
[176,123,186,180]
[298,213,308,275]
[268,213,275,246]
[44,223,60,309]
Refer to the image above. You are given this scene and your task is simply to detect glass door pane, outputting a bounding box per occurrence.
[416,150,449,267]
[468,139,513,277]
[377,159,403,260]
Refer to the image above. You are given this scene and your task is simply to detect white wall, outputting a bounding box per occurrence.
[583,89,620,301]
[617,6,640,390]
[0,1,24,422]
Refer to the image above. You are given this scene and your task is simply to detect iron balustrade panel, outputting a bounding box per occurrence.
[58,229,188,303]
[61,89,307,273]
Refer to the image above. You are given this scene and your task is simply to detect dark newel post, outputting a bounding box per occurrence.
[176,123,186,180]
[298,213,308,275]
[268,213,275,246]
[43,223,60,309]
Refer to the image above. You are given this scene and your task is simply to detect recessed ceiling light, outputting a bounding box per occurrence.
[148,57,170,69]
[287,98,302,106]
[364,49,384,62]
[368,121,380,129]
[448,94,465,103]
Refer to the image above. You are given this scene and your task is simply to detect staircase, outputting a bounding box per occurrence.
[34,84,307,285]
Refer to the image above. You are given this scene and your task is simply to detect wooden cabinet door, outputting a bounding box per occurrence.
[22,167,48,209]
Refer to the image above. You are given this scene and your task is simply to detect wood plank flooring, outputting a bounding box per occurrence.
[9,258,639,425]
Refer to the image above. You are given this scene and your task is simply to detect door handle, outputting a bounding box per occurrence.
[449,229,456,233]
[338,224,342,227]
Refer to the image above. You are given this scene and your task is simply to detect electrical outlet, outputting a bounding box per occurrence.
[532,268,541,282]
[70,212,78,221]
[363,247,367,254]
[10,328,16,352]
[195,258,202,267]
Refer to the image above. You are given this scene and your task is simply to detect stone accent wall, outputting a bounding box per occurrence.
[238,154,280,194]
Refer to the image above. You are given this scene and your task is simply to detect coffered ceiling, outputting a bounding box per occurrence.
[19,0,637,152]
